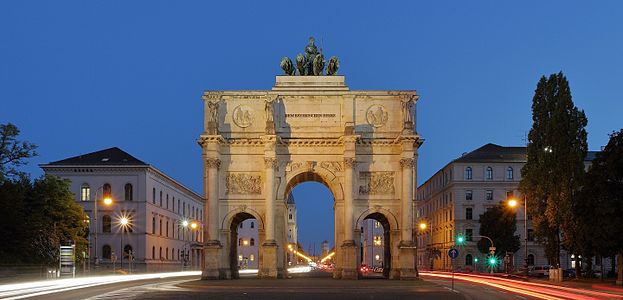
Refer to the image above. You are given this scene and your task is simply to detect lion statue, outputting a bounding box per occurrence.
[313,53,325,76]
[296,53,307,75]
[280,57,294,75]
[327,56,339,75]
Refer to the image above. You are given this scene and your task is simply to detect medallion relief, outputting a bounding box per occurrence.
[226,173,262,195]
[366,105,389,127]
[358,172,395,195]
[232,105,253,128]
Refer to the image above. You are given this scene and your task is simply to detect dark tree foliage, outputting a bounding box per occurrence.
[0,123,37,181]
[577,130,623,279]
[519,72,588,267]
[477,204,521,256]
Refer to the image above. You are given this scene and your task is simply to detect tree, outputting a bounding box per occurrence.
[519,72,588,267]
[477,204,521,257]
[0,123,37,181]
[577,130,623,282]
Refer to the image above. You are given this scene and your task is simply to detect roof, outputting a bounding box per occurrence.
[286,192,295,204]
[46,147,148,166]
[453,143,526,163]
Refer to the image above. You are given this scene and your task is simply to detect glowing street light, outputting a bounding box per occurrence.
[182,220,189,228]
[117,215,132,273]
[190,222,198,230]
[419,222,427,230]
[103,197,113,206]
[507,199,518,208]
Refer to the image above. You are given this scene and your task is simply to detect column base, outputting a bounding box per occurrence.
[397,241,417,280]
[201,241,222,280]
[341,241,358,280]
[259,240,279,278]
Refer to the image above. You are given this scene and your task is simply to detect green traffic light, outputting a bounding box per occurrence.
[474,258,478,262]
[456,235,465,244]
[488,257,496,265]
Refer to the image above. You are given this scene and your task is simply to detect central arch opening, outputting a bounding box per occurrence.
[229,212,258,279]
[285,171,335,278]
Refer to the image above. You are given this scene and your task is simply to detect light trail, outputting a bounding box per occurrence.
[420,272,622,300]
[0,271,200,300]
[320,251,335,263]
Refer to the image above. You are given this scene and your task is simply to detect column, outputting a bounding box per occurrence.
[206,158,220,242]
[400,158,414,243]
[343,157,356,243]
[264,157,277,243]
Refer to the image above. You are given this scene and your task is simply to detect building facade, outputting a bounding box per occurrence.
[41,147,204,273]
[416,143,600,273]
[361,219,385,268]
[237,219,259,269]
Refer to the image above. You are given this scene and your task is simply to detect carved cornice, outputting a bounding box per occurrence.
[264,157,279,170]
[206,158,221,169]
[202,91,223,101]
[197,135,226,147]
[400,158,415,169]
[343,157,357,168]
[283,138,343,147]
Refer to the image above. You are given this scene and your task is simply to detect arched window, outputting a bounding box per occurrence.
[507,167,514,180]
[102,215,112,233]
[103,245,112,259]
[124,183,133,201]
[166,247,169,260]
[159,191,163,206]
[152,188,156,204]
[465,254,473,266]
[124,245,132,259]
[166,221,169,237]
[528,254,535,266]
[465,167,472,180]
[152,217,156,234]
[250,238,255,246]
[486,167,493,180]
[81,184,90,201]
[152,246,155,259]
[159,220,162,235]
[250,222,254,229]
[103,183,112,198]
[159,247,162,259]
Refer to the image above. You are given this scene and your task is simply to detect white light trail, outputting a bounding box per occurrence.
[0,271,200,300]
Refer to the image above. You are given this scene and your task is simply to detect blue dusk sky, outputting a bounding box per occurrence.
[1,1,622,253]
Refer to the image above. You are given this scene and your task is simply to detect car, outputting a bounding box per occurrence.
[563,269,576,278]
[528,265,550,277]
[359,264,369,274]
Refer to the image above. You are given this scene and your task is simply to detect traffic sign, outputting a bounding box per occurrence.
[448,248,459,259]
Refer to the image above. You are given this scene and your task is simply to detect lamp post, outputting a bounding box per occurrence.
[508,195,529,276]
[119,216,129,272]
[93,186,113,267]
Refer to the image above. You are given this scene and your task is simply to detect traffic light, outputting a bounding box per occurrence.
[456,235,465,245]
[488,256,497,266]
[474,257,479,263]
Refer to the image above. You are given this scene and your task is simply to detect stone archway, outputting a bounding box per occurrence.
[198,75,422,280]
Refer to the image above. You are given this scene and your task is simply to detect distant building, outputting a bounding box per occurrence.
[361,219,385,268]
[237,219,259,269]
[41,147,204,272]
[286,193,299,265]
[415,143,601,272]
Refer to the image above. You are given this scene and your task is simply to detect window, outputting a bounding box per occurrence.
[465,190,473,201]
[250,238,255,246]
[527,229,534,241]
[465,208,473,220]
[178,199,180,213]
[166,194,169,209]
[486,190,493,201]
[124,183,133,201]
[103,183,112,198]
[250,254,254,261]
[506,191,514,200]
[173,197,175,211]
[486,167,493,180]
[289,214,293,220]
[166,221,169,237]
[507,167,514,180]
[465,229,473,241]
[240,223,243,229]
[159,220,162,235]
[102,215,112,233]
[103,245,112,259]
[238,255,243,261]
[464,167,472,180]
[152,188,156,203]
[465,254,473,266]
[152,246,155,259]
[152,217,156,234]
[375,221,380,228]
[81,184,90,201]
[166,248,169,260]
[527,254,535,266]
[250,222,254,229]
[159,191,163,206]
[374,236,382,246]
[159,247,162,259]
[238,238,243,246]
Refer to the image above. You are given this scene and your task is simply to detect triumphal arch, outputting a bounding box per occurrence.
[198,39,422,280]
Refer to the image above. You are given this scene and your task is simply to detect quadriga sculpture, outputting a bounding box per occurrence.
[327,56,339,75]
[313,53,325,76]
[296,54,307,75]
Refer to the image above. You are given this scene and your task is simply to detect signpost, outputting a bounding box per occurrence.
[448,248,459,291]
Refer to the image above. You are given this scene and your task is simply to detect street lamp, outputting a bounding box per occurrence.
[508,195,528,276]
[118,215,130,273]
[417,221,429,272]
[180,219,202,269]
[93,186,113,267]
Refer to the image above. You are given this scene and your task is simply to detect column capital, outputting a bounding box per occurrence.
[400,158,415,169]
[206,158,221,169]
[343,157,357,168]
[264,157,279,170]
